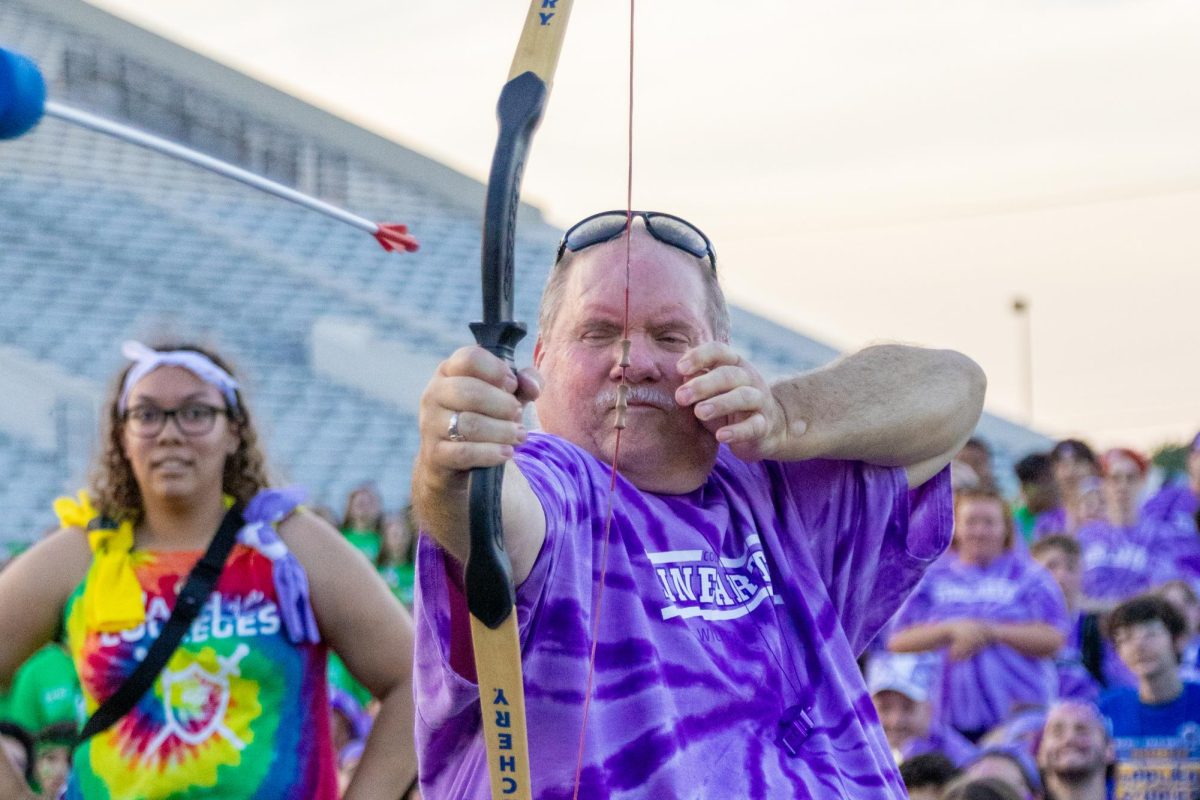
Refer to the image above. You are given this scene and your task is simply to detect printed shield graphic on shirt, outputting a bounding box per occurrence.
[141,643,254,763]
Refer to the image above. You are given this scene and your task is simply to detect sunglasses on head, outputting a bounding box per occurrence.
[555,210,717,271]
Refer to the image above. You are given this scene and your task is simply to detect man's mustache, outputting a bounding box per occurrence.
[595,386,678,412]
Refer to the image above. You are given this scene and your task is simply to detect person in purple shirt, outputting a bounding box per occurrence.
[1029,534,1136,696]
[1034,440,1101,539]
[1142,431,1200,531]
[1029,535,1103,701]
[1077,448,1183,612]
[890,487,1068,741]
[410,211,986,799]
[867,652,978,766]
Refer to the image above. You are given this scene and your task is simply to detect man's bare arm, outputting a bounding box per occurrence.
[678,343,986,487]
[411,346,546,585]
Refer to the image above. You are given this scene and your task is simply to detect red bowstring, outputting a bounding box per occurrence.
[571,2,635,796]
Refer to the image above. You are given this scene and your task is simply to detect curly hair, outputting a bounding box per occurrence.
[88,342,271,521]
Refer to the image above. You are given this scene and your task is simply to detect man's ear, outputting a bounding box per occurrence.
[533,337,545,368]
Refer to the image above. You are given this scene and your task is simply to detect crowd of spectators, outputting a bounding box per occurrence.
[2,433,1198,798]
[874,434,1200,799]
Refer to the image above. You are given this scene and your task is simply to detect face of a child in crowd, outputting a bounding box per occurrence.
[1102,452,1144,517]
[36,745,70,797]
[955,497,1009,566]
[1053,453,1097,495]
[872,690,932,752]
[1034,547,1082,608]
[348,488,381,528]
[1075,479,1104,523]
[1112,619,1181,682]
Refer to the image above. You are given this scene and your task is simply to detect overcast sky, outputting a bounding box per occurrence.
[87,0,1200,452]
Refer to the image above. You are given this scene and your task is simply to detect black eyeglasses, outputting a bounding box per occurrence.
[122,403,229,438]
[556,210,717,271]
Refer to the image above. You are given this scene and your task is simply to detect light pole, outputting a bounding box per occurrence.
[1012,296,1033,425]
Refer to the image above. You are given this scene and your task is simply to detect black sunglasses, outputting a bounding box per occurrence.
[556,210,717,271]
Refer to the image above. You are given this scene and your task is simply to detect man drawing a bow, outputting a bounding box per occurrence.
[412,211,986,799]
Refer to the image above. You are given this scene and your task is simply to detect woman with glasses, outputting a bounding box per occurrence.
[0,341,417,800]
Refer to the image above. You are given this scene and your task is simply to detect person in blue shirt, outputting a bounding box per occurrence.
[1099,594,1200,798]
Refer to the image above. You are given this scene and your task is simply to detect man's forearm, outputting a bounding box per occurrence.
[411,465,471,565]
[770,344,985,466]
[411,461,546,586]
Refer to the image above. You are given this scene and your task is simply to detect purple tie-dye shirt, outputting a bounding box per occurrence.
[1033,506,1069,538]
[1142,482,1198,530]
[1077,520,1181,606]
[893,551,1069,736]
[414,433,952,799]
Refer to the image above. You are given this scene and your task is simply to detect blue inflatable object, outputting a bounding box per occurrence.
[0,47,46,140]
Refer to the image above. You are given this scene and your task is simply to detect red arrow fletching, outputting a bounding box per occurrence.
[373,223,419,253]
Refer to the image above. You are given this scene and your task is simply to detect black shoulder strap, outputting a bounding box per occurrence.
[76,505,245,745]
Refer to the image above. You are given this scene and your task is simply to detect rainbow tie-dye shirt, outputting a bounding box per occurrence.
[62,494,337,800]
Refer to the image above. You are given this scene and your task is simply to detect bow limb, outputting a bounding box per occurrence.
[466,3,574,799]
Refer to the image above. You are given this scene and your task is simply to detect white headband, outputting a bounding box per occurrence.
[118,340,241,414]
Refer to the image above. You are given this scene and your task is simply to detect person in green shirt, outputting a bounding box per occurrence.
[327,503,417,721]
[3,644,80,734]
[377,509,416,608]
[339,483,384,562]
[1013,452,1056,545]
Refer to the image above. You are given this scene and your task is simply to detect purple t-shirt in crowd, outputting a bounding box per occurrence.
[1077,520,1180,606]
[893,550,1069,736]
[1142,482,1198,531]
[1151,519,1200,588]
[413,433,952,800]
[1033,506,1069,538]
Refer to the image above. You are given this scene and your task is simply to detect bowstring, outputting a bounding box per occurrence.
[571,1,635,796]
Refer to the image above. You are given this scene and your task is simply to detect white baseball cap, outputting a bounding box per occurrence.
[866,653,935,703]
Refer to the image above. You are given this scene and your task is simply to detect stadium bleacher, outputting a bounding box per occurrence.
[0,0,1049,543]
